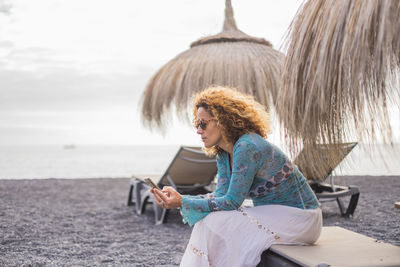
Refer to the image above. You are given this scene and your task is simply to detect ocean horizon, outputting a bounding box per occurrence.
[0,144,399,179]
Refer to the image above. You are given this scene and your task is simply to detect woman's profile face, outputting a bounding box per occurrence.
[195,107,223,148]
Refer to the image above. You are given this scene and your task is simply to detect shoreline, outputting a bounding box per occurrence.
[1,176,399,266]
[1,174,399,180]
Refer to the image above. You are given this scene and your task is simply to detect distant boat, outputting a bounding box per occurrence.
[63,144,76,149]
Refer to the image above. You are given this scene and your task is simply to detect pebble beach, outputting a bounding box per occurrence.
[1,175,399,266]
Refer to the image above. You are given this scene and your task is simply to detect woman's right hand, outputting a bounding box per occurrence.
[150,186,182,209]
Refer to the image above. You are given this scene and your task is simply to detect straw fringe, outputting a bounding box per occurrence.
[276,0,400,176]
[141,0,283,129]
[141,42,283,129]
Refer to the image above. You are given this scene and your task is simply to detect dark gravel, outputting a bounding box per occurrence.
[321,176,400,246]
[0,176,399,266]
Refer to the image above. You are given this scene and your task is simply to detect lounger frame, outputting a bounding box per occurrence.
[295,142,359,217]
[127,146,217,224]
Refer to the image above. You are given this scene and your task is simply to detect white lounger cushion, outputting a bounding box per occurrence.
[270,226,400,267]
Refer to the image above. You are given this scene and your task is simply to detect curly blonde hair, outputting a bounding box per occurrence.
[193,86,271,156]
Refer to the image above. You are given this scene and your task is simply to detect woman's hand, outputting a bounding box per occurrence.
[150,186,182,209]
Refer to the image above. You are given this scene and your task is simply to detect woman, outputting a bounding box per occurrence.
[151,86,322,267]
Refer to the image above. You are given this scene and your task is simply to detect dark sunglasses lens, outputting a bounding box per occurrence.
[195,120,207,130]
[199,121,207,130]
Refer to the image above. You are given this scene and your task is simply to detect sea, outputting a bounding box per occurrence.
[0,144,399,179]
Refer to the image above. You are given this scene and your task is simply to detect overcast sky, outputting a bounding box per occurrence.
[0,0,398,146]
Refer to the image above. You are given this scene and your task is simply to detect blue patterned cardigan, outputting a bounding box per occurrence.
[180,133,320,226]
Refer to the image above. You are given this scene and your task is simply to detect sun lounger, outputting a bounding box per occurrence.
[294,142,359,217]
[258,226,400,267]
[127,146,217,225]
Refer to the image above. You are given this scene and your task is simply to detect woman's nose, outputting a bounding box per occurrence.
[196,127,203,134]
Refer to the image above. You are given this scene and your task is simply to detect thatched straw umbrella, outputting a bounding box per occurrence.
[141,0,284,129]
[275,0,400,176]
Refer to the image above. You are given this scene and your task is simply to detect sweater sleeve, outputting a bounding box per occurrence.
[180,141,261,226]
[212,152,230,197]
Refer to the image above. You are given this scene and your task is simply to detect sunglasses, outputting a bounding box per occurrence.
[194,119,214,130]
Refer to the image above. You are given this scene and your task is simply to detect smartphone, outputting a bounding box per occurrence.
[144,177,161,190]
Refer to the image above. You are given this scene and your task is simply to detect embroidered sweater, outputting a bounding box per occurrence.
[180,133,320,226]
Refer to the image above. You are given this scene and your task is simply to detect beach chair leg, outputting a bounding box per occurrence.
[344,191,360,217]
[155,206,167,225]
[133,180,148,215]
[163,209,170,224]
[127,184,134,206]
[150,196,167,225]
[336,198,346,216]
[141,194,150,215]
[335,190,360,218]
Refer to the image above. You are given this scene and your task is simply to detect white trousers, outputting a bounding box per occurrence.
[180,205,322,267]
